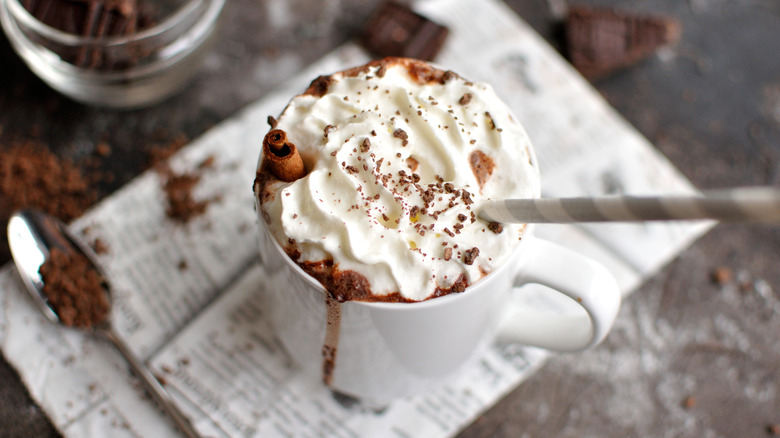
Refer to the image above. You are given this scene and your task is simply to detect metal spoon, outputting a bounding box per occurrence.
[7,209,200,438]
[479,187,780,224]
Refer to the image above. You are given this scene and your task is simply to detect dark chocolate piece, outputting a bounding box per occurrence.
[565,6,681,80]
[360,1,449,61]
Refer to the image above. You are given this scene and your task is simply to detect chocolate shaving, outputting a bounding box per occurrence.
[360,1,450,62]
[468,150,495,190]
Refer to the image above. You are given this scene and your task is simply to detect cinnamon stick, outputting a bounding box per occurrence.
[263,129,306,182]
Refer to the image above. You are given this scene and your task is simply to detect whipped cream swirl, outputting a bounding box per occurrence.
[257,58,540,302]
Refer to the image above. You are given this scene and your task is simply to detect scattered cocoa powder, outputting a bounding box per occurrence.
[157,153,216,223]
[161,169,209,223]
[0,141,97,258]
[39,247,109,328]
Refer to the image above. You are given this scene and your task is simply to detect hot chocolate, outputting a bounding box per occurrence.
[255,57,540,303]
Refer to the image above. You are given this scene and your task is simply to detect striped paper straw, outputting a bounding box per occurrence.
[479,187,780,224]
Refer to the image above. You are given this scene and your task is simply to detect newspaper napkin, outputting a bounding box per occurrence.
[0,0,711,436]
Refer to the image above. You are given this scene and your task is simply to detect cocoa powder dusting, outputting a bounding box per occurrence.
[39,248,109,328]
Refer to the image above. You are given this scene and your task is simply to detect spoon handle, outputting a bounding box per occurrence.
[102,328,201,438]
[479,187,780,224]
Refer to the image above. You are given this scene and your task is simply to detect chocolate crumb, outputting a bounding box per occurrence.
[488,221,503,234]
[459,93,472,105]
[393,128,409,146]
[463,247,479,265]
[360,137,371,152]
[461,190,473,205]
[345,165,359,174]
[443,247,453,261]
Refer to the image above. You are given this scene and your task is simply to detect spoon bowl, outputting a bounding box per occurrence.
[7,209,111,328]
[7,209,200,438]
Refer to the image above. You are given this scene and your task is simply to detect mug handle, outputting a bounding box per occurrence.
[495,237,621,352]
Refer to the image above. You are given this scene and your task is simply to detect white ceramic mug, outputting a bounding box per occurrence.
[255,200,621,405]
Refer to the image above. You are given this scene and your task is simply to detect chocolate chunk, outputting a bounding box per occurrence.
[565,6,681,81]
[360,1,450,62]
